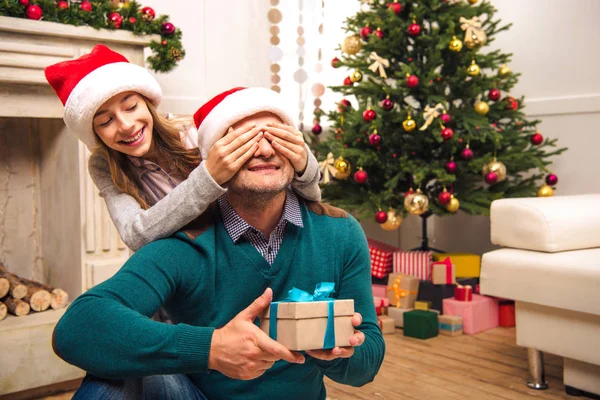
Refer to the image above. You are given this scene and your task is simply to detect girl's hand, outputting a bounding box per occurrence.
[262,123,308,175]
[205,124,263,185]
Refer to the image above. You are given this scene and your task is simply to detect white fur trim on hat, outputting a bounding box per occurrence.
[197,87,296,160]
[63,62,162,150]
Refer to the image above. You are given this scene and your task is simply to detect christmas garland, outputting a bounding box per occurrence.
[0,0,184,73]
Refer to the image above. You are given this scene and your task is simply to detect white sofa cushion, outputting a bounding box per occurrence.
[480,248,600,316]
[490,194,600,252]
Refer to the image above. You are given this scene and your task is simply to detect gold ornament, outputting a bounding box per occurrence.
[402,115,416,132]
[446,195,460,212]
[333,156,352,179]
[169,48,183,62]
[498,64,512,76]
[380,209,402,231]
[350,69,363,83]
[537,185,554,197]
[404,189,429,216]
[467,0,478,3]
[482,159,507,182]
[474,101,489,115]
[467,60,480,76]
[449,36,463,52]
[342,35,362,55]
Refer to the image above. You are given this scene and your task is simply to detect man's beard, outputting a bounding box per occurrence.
[227,161,293,210]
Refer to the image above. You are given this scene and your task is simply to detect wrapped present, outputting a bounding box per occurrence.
[431,257,456,285]
[415,300,432,311]
[387,307,413,328]
[386,273,419,309]
[368,239,399,279]
[260,283,354,351]
[393,250,433,280]
[433,253,481,278]
[378,315,395,334]
[443,294,499,335]
[439,315,463,336]
[403,310,439,340]
[372,284,388,298]
[373,297,390,315]
[417,277,479,312]
[499,302,516,327]
[455,284,473,301]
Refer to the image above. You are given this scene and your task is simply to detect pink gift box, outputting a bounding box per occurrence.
[372,284,387,298]
[442,294,499,335]
[373,296,390,308]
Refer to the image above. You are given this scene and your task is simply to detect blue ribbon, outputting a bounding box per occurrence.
[268,282,337,349]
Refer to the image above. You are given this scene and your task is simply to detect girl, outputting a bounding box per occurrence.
[45,44,321,251]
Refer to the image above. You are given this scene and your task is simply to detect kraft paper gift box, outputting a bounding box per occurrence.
[430,257,456,285]
[387,307,413,328]
[260,284,354,351]
[417,277,479,312]
[386,273,419,309]
[378,315,395,334]
[439,314,463,336]
[403,310,439,340]
[442,294,499,335]
[368,239,399,279]
[433,253,481,278]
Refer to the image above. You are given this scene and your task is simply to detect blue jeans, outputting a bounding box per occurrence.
[73,373,208,400]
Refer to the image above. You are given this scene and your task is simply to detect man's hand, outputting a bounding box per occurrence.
[262,122,309,175]
[305,312,365,361]
[208,288,305,380]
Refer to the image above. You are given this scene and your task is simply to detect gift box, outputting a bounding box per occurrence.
[378,315,395,334]
[373,297,390,315]
[415,300,432,311]
[430,257,456,285]
[386,273,419,309]
[260,283,354,351]
[368,239,399,279]
[455,284,473,301]
[403,310,439,340]
[393,250,433,280]
[499,302,516,327]
[443,294,499,335]
[372,284,388,298]
[439,315,463,336]
[417,278,479,312]
[433,253,481,278]
[387,307,413,328]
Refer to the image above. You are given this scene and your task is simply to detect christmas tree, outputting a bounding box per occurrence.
[311,0,566,232]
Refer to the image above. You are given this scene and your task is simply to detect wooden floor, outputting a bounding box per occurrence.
[36,327,571,400]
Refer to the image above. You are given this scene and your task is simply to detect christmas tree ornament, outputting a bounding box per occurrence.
[408,22,421,37]
[331,57,341,68]
[388,1,402,14]
[546,173,558,186]
[380,209,402,231]
[531,132,543,145]
[482,159,507,182]
[342,35,362,55]
[506,97,519,111]
[402,115,416,132]
[537,185,554,197]
[338,99,351,111]
[375,210,388,224]
[485,171,498,185]
[368,52,390,78]
[404,189,429,216]
[438,189,452,206]
[467,60,480,76]
[381,97,394,111]
[360,26,372,39]
[445,160,458,174]
[80,1,92,12]
[460,16,487,49]
[18,0,28,6]
[108,12,123,29]
[474,101,489,115]
[375,28,384,39]
[446,195,460,212]
[162,22,176,35]
[406,74,419,88]
[420,103,445,130]
[318,153,337,184]
[333,157,351,179]
[169,48,183,62]
[129,17,137,24]
[488,88,501,101]
[468,0,478,4]
[441,127,454,141]
[498,64,511,76]
[448,36,463,52]
[343,77,353,86]
[354,168,368,184]
[311,124,322,135]
[141,6,156,22]
[363,108,377,122]
[161,40,167,46]
[26,4,42,19]
[461,145,474,161]
[350,69,363,83]
[57,1,68,9]
[369,131,382,146]
[440,113,451,124]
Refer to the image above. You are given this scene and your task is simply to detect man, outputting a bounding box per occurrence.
[53,87,385,400]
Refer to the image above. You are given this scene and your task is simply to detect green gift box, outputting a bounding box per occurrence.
[403,310,439,340]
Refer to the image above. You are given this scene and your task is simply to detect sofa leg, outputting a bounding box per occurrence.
[526,348,549,390]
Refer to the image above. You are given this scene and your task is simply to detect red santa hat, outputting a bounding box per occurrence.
[194,87,295,160]
[44,44,162,150]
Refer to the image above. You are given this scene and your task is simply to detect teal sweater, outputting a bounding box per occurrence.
[53,201,385,400]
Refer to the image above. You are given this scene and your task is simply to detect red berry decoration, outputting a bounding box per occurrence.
[485,172,498,185]
[344,77,353,86]
[140,6,155,22]
[161,40,167,46]
[129,17,137,24]
[531,132,543,145]
[408,23,421,37]
[406,75,419,88]
[331,57,341,68]
[25,5,42,20]
[388,2,402,14]
[488,88,501,101]
[57,1,68,9]
[311,124,322,135]
[440,113,451,124]
[162,22,175,35]
[546,174,558,186]
[363,109,377,122]
[381,98,394,111]
[108,13,123,29]
[19,0,29,6]
[369,133,382,146]
[438,190,452,206]
[445,161,458,174]
[440,127,454,141]
[354,169,368,184]
[360,26,372,39]
[375,211,388,224]
[461,147,474,161]
[375,28,384,39]
[80,1,92,12]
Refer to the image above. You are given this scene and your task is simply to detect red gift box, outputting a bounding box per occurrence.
[368,239,399,279]
[392,250,433,280]
[373,297,390,315]
[455,285,473,301]
[499,302,515,327]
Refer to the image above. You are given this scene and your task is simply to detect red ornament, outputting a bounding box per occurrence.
[108,13,123,29]
[506,97,519,110]
[354,169,368,184]
[375,211,388,224]
[461,147,474,161]
[488,88,501,101]
[18,0,29,6]
[438,191,452,206]
[546,174,558,186]
[129,17,137,24]
[408,23,421,37]
[369,133,382,146]
[80,1,92,12]
[338,99,351,111]
[388,2,402,14]
[25,5,42,20]
[363,109,377,122]
[485,172,498,185]
[140,6,156,22]
[531,132,543,145]
[381,98,394,111]
[360,26,372,39]
[331,57,341,68]
[405,188,414,197]
[161,40,167,46]
[440,127,454,141]
[344,77,353,86]
[57,1,68,9]
[445,161,457,174]
[440,113,451,124]
[162,22,175,35]
[375,28,384,39]
[311,124,323,135]
[406,75,419,88]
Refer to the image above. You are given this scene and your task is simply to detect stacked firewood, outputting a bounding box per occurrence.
[0,264,69,321]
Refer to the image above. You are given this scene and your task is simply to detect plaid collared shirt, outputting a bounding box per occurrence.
[218,190,304,265]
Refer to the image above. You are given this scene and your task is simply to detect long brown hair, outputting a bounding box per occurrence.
[92,97,200,209]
